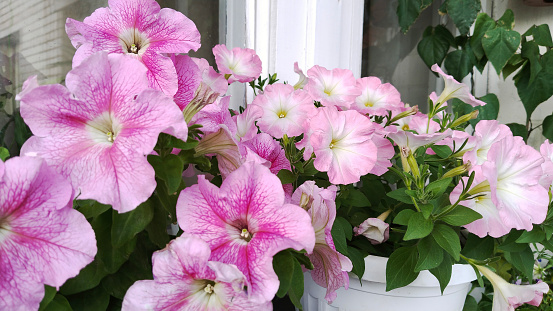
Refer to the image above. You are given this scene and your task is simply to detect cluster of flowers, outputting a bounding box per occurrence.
[1,0,552,310]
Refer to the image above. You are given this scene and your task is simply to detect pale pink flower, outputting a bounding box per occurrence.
[213,44,262,83]
[194,125,242,177]
[122,234,271,311]
[176,162,315,303]
[291,181,351,303]
[241,133,291,178]
[308,107,377,185]
[386,126,452,154]
[66,0,200,96]
[480,135,549,232]
[192,57,229,96]
[368,124,394,176]
[431,64,486,107]
[427,130,477,157]
[251,83,315,139]
[234,104,263,141]
[539,140,553,190]
[351,77,402,116]
[463,120,512,165]
[191,96,237,136]
[304,65,360,109]
[19,53,186,212]
[476,265,549,311]
[293,62,308,90]
[354,210,391,245]
[0,157,96,310]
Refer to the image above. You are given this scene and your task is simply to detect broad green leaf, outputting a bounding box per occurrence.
[347,246,366,280]
[504,245,534,280]
[418,25,455,68]
[273,250,295,297]
[13,109,32,151]
[111,200,154,248]
[514,50,553,119]
[470,13,496,60]
[532,24,553,47]
[0,147,9,161]
[95,210,137,274]
[439,205,482,226]
[431,145,452,159]
[147,154,184,194]
[516,227,545,243]
[288,257,305,310]
[387,188,414,204]
[331,218,349,255]
[43,294,73,311]
[335,216,353,241]
[426,178,452,199]
[404,212,434,240]
[432,224,461,260]
[496,9,515,30]
[75,200,111,219]
[506,123,528,142]
[447,0,481,35]
[39,286,57,311]
[502,54,525,78]
[145,197,171,249]
[348,190,372,207]
[542,114,553,141]
[444,47,476,81]
[429,253,453,293]
[66,286,110,311]
[386,246,420,291]
[360,175,387,206]
[60,259,108,295]
[482,27,521,74]
[521,41,542,84]
[463,295,478,311]
[394,209,415,225]
[462,233,494,260]
[415,235,444,271]
[420,203,434,219]
[396,0,434,34]
[277,169,296,184]
[470,93,500,127]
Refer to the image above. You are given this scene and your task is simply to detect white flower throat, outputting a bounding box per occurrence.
[86,112,123,144]
[119,28,150,55]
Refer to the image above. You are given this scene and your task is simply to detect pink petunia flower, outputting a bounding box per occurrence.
[213,44,262,83]
[234,104,263,142]
[463,120,512,165]
[19,52,186,212]
[351,77,403,116]
[176,162,315,303]
[0,157,96,310]
[304,65,360,109]
[476,265,550,311]
[431,64,486,107]
[291,181,352,303]
[171,54,201,111]
[354,210,391,245]
[251,83,315,139]
[122,234,271,311]
[308,107,378,185]
[292,62,308,90]
[66,0,200,96]
[539,140,553,190]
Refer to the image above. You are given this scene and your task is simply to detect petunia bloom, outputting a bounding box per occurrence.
[0,157,96,310]
[251,83,315,139]
[308,107,377,185]
[66,0,201,96]
[213,44,262,83]
[176,162,315,303]
[122,234,271,311]
[291,181,352,303]
[539,140,553,190]
[304,65,360,109]
[463,120,511,165]
[431,64,486,107]
[351,77,403,116]
[476,265,549,311]
[19,52,186,212]
[354,210,391,245]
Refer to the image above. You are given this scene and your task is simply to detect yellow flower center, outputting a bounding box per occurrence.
[204,283,214,294]
[240,228,252,242]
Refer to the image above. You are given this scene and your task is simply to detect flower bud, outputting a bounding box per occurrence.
[389,105,419,124]
[451,110,479,128]
[441,161,471,179]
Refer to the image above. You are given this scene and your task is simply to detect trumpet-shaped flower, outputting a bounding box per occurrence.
[291,181,352,303]
[354,212,390,245]
[463,120,511,165]
[234,104,263,141]
[66,0,200,96]
[476,265,549,311]
[293,62,308,90]
[19,52,186,212]
[171,54,201,111]
[431,64,486,107]
[213,44,262,83]
[304,65,360,109]
[122,234,271,311]
[0,157,96,310]
[309,107,377,185]
[176,162,315,303]
[351,77,403,116]
[251,83,315,139]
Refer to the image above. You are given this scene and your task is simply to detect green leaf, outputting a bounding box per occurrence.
[75,200,111,219]
[514,50,553,118]
[396,0,433,33]
[415,235,444,271]
[542,114,553,141]
[439,205,482,226]
[516,227,545,243]
[348,190,372,207]
[496,9,515,30]
[43,294,73,311]
[60,259,108,295]
[145,197,171,249]
[482,27,521,74]
[66,286,110,311]
[404,212,434,240]
[470,93,500,127]
[418,25,455,68]
[462,233,494,260]
[273,250,295,297]
[521,41,542,84]
[387,188,414,204]
[335,216,353,241]
[111,200,154,248]
[13,109,32,151]
[432,224,461,260]
[429,253,453,293]
[431,145,452,158]
[426,178,452,199]
[506,123,528,141]
[502,54,526,78]
[394,209,415,226]
[288,257,305,310]
[331,218,349,255]
[463,295,478,311]
[347,246,366,280]
[39,286,57,311]
[386,246,420,291]
[470,13,496,60]
[147,154,184,194]
[95,210,137,274]
[277,169,296,184]
[0,147,9,161]
[532,24,553,47]
[420,203,434,219]
[444,47,476,81]
[446,0,481,35]
[504,244,534,280]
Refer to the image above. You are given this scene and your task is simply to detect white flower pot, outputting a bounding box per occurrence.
[301,255,477,311]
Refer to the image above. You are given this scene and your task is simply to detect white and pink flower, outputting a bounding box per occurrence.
[304,65,360,109]
[213,44,262,83]
[351,77,403,116]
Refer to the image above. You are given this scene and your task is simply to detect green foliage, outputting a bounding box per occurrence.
[418,25,455,69]
[396,0,434,34]
[404,212,434,240]
[446,0,481,35]
[386,246,419,291]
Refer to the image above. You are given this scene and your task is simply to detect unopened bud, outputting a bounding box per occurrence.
[377,209,392,221]
[389,106,419,124]
[441,161,471,179]
[406,152,420,179]
[451,110,479,128]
